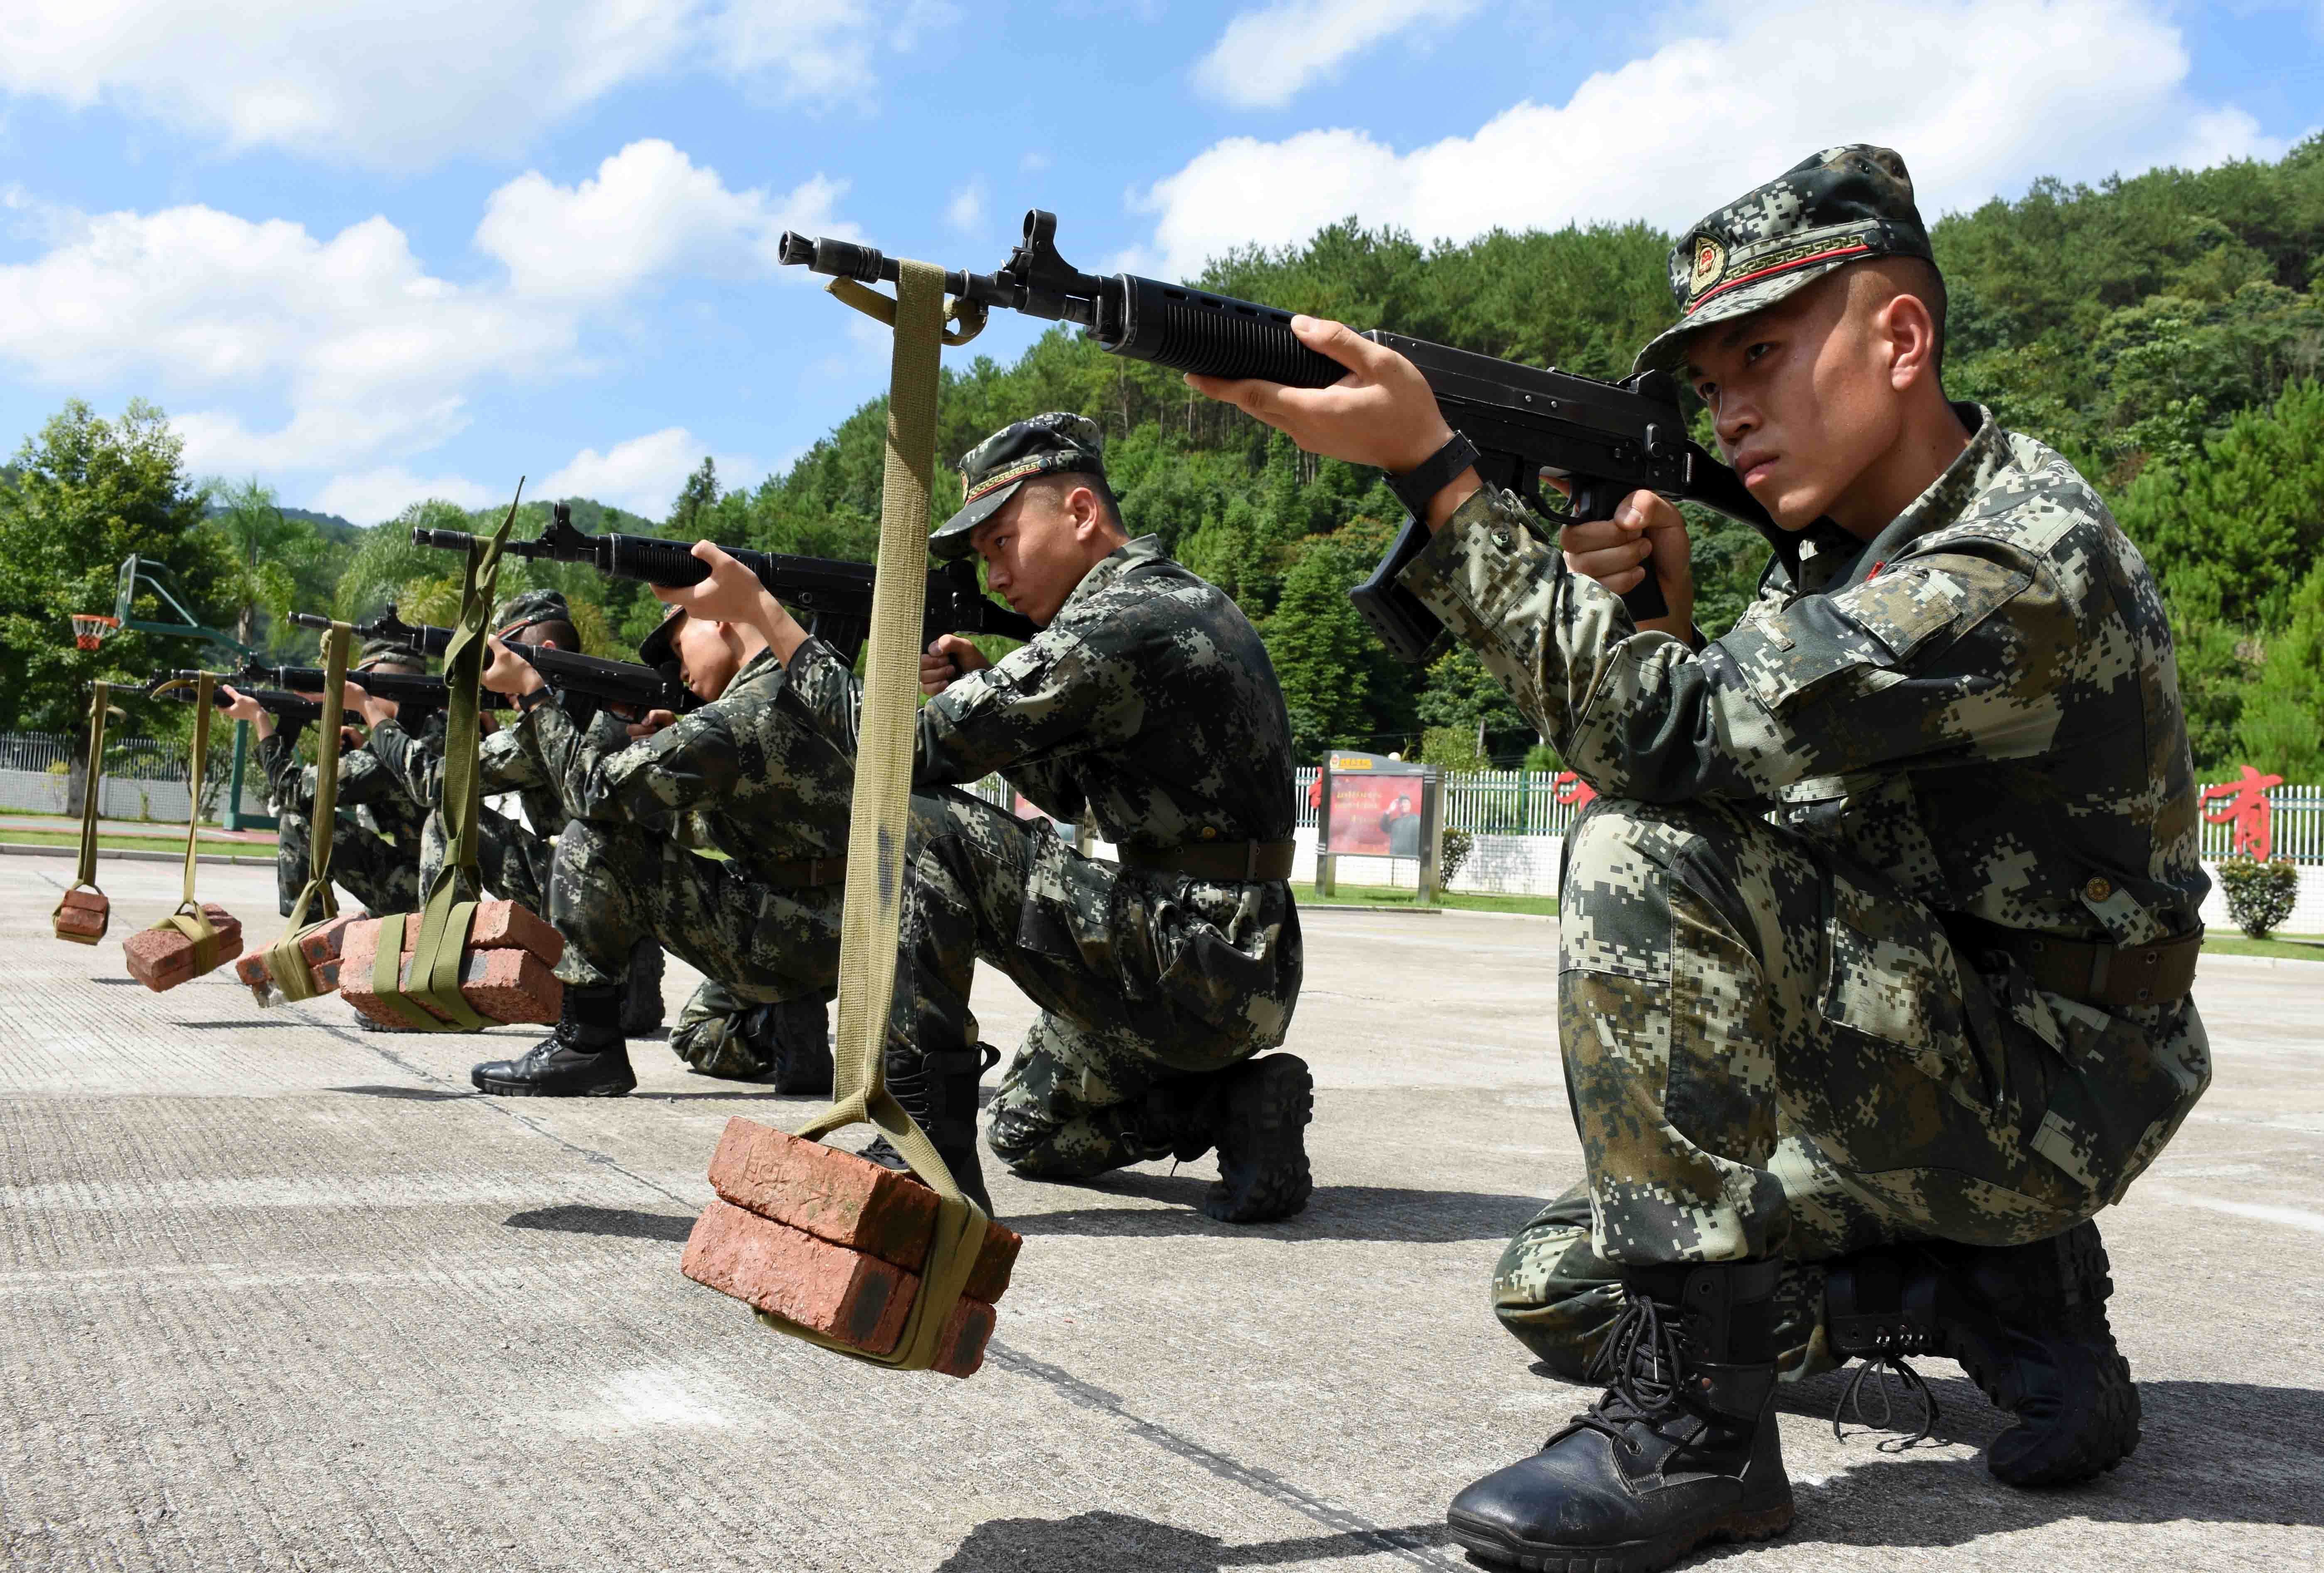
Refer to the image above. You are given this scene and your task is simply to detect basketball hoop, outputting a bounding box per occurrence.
[69,614,120,652]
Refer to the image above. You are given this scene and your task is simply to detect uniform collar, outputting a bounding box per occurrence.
[1835,402,2008,589]
[1056,534,1168,618]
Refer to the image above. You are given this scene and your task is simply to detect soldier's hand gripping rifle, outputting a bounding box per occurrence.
[150,672,324,725]
[289,609,698,717]
[778,210,1790,661]
[409,503,1039,663]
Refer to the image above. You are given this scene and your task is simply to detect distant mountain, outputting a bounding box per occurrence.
[281,505,359,541]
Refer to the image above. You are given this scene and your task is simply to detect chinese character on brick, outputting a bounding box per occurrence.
[2199,765,2284,861]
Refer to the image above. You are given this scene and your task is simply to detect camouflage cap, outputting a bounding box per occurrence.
[354,636,423,671]
[1633,144,1932,377]
[493,587,571,637]
[928,411,1105,561]
[635,602,685,672]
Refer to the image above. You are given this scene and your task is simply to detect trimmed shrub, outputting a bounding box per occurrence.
[2218,854,2298,939]
[1440,826,1474,888]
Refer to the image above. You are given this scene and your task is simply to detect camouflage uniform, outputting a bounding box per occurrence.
[1406,399,2211,1376]
[260,709,427,919]
[515,647,854,1075]
[788,439,1304,1176]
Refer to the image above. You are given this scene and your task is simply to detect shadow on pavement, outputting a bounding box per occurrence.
[1739,1374,2324,1555]
[1012,1170,1539,1244]
[936,1511,1455,1571]
[325,1084,474,1101]
[504,1204,694,1244]
[180,1019,301,1029]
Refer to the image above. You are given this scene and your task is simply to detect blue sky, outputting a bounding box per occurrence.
[2,0,2317,525]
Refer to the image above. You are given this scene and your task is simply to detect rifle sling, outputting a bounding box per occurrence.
[262,623,350,1003]
[53,682,111,941]
[768,259,988,1373]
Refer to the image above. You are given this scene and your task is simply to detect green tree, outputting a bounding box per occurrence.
[0,399,226,733]
[2234,558,2324,781]
[670,456,719,534]
[207,478,325,653]
[2116,380,2324,629]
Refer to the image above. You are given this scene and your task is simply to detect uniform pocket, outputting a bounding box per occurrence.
[1819,872,1976,1094]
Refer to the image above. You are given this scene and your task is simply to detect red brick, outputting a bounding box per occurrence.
[462,900,563,965]
[295,912,365,966]
[340,917,561,1026]
[681,1198,912,1354]
[52,888,109,944]
[122,905,244,991]
[681,1198,1001,1377]
[707,1116,1022,1303]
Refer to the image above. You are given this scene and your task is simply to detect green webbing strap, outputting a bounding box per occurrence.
[152,672,221,975]
[53,682,111,939]
[766,257,988,1372]
[369,486,520,1031]
[260,623,349,1002]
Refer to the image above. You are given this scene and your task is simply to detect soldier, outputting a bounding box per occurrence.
[363,589,664,1036]
[223,637,428,923]
[662,414,1311,1225]
[463,597,847,1097]
[1188,146,2208,1570]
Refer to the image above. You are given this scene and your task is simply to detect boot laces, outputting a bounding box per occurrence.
[1566,1293,1719,1452]
[1832,1344,1942,1450]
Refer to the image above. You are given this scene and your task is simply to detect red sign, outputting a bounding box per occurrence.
[2200,765,2284,861]
[1552,770,1596,808]
[1327,775,1426,858]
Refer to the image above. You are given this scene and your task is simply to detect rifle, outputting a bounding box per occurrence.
[409,503,1039,661]
[288,609,698,716]
[150,672,324,725]
[237,662,514,713]
[778,210,1792,661]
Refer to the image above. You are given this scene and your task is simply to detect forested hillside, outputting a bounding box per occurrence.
[5,138,2319,775]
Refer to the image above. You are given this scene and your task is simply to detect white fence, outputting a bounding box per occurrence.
[0,730,271,823]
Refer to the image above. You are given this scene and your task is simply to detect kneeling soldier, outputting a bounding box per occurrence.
[465,598,850,1097]
[365,589,665,1035]
[1189,146,2209,1569]
[227,636,428,922]
[667,414,1311,1223]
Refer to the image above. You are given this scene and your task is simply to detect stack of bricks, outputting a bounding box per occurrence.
[122,905,244,991]
[682,1115,1022,1378]
[338,901,564,1027]
[233,912,366,1005]
[52,889,110,944]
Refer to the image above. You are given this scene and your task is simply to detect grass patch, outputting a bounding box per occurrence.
[1308,885,1560,918]
[2,829,273,857]
[2202,933,2324,963]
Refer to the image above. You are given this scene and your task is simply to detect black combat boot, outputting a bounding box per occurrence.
[620,939,665,1037]
[1448,1260,1793,1573]
[1205,1054,1314,1223]
[470,985,635,1097]
[861,1041,999,1213]
[740,997,833,1094]
[1824,1218,2138,1486]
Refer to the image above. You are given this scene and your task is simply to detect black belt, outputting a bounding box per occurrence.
[1118,839,1297,883]
[1954,917,2202,1010]
[760,855,847,887]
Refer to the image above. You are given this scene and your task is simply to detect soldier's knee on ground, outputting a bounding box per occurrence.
[1494,1185,1625,1380]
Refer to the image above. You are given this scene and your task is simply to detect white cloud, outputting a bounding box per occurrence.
[1192,0,1478,109]
[946,178,987,234]
[477,141,848,301]
[1141,0,2285,281]
[311,468,502,526]
[0,141,841,491]
[0,204,573,472]
[540,428,752,520]
[0,1,955,170]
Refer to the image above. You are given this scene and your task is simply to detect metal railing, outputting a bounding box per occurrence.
[1295,767,2324,863]
[0,729,268,821]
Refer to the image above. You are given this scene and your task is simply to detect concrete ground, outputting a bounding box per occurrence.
[2,854,2319,1573]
